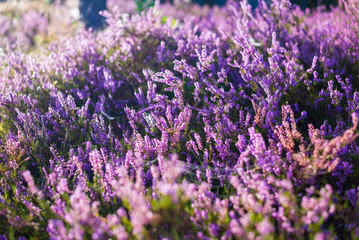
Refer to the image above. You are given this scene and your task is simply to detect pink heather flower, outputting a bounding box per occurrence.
[194,133,203,151]
[206,167,212,186]
[151,165,160,181]
[196,168,202,182]
[112,225,128,240]
[189,139,200,156]
[182,182,197,199]
[161,154,185,183]
[209,223,219,237]
[256,217,274,236]
[47,219,68,239]
[236,134,247,153]
[230,176,241,189]
[116,208,127,218]
[6,138,23,158]
[51,199,67,218]
[157,182,179,202]
[57,178,69,195]
[92,228,104,240]
[89,149,103,178]
[22,170,43,198]
[68,224,85,240]
[66,186,93,225]
[229,219,243,236]
[157,154,165,176]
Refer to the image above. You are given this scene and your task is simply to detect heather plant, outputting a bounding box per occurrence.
[1,0,359,239]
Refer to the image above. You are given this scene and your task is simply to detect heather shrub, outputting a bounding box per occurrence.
[1,0,359,239]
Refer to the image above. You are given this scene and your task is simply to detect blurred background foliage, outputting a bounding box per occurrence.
[161,0,338,8]
[0,0,340,51]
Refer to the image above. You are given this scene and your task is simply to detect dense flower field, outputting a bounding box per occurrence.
[1,0,359,239]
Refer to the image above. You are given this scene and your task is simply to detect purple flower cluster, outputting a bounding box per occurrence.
[1,0,359,239]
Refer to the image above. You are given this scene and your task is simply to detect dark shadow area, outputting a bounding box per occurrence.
[79,0,107,29]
